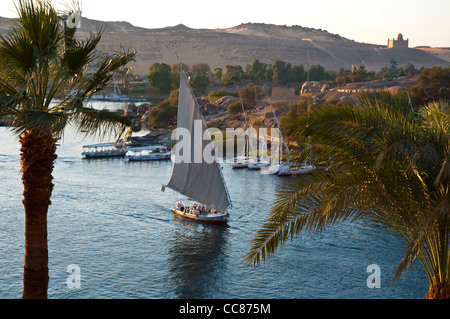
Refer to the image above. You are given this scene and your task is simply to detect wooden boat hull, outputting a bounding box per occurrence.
[172,209,228,223]
[277,166,315,176]
[232,163,249,168]
[82,152,126,159]
[248,162,270,170]
[128,153,171,161]
[232,156,255,169]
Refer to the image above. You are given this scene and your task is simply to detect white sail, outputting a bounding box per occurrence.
[166,72,231,212]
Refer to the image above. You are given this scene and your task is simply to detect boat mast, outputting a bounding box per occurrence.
[237,85,250,158]
[254,87,268,163]
[262,86,290,159]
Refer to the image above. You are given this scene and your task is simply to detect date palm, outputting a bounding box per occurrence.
[0,0,135,298]
[245,93,450,299]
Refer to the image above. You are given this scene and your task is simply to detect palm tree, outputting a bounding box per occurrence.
[0,0,135,298]
[245,93,450,299]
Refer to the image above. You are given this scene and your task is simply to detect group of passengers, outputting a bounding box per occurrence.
[176,202,216,216]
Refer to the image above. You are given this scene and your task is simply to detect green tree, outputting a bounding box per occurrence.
[0,0,135,298]
[245,93,450,299]
[170,62,189,89]
[245,59,268,82]
[213,67,223,81]
[350,65,367,83]
[308,64,326,81]
[192,63,211,76]
[403,63,417,77]
[148,89,178,126]
[279,99,310,141]
[147,62,173,93]
[221,65,244,85]
[192,73,210,95]
[292,64,306,82]
[410,66,450,104]
[271,59,291,84]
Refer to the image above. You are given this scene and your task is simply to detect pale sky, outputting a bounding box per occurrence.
[1,0,449,47]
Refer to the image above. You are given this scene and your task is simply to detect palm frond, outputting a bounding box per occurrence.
[62,31,102,77]
[247,92,450,293]
[72,107,131,142]
[11,107,69,137]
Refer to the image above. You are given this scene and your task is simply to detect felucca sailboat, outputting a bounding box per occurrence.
[165,67,231,223]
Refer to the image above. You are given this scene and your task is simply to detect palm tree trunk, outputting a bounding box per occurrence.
[426,278,450,299]
[20,130,57,299]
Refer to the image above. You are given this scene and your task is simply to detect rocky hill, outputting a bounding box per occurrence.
[1,16,449,76]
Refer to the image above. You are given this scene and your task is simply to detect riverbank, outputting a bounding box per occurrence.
[122,75,418,147]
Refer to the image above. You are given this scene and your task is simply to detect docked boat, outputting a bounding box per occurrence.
[126,145,171,161]
[261,86,316,176]
[232,156,255,169]
[91,81,130,102]
[164,66,231,224]
[248,161,270,170]
[277,163,315,176]
[232,87,255,169]
[248,88,271,171]
[81,142,127,158]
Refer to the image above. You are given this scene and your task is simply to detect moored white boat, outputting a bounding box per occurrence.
[268,164,280,174]
[261,86,316,177]
[277,163,315,176]
[232,156,255,168]
[248,160,270,170]
[81,142,127,158]
[126,145,171,161]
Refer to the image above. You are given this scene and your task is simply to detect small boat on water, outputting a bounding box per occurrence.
[260,85,316,177]
[81,142,127,159]
[232,87,255,170]
[248,161,270,170]
[164,64,231,224]
[91,81,130,102]
[277,163,315,176]
[232,156,255,169]
[248,88,271,171]
[172,201,228,223]
[126,145,171,161]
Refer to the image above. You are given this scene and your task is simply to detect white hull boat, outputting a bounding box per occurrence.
[277,164,315,176]
[82,142,127,158]
[126,145,171,161]
[248,161,270,170]
[232,156,255,169]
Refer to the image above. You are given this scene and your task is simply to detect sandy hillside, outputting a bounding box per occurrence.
[1,16,448,76]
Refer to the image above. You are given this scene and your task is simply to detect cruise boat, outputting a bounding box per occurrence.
[81,142,127,158]
[126,145,171,161]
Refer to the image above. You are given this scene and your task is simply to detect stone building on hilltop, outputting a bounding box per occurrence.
[387,33,409,48]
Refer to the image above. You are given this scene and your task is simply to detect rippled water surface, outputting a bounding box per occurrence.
[0,125,429,299]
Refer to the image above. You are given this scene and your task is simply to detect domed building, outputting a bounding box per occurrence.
[387,33,409,48]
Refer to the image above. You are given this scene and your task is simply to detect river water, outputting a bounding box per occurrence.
[0,102,429,299]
